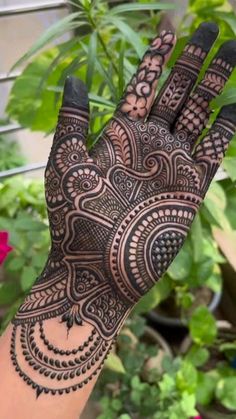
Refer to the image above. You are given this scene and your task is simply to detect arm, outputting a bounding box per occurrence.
[0,22,236,419]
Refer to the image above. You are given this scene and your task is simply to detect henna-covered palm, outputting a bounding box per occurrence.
[12,23,236,396]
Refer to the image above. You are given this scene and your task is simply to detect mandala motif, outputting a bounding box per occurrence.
[64,166,101,200]
[55,136,88,173]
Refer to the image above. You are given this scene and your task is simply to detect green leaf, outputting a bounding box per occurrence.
[134,275,172,314]
[193,258,214,284]
[95,57,117,100]
[216,377,236,410]
[88,93,115,109]
[107,17,145,58]
[211,11,236,35]
[189,306,217,345]
[211,87,236,108]
[118,40,125,97]
[14,217,47,232]
[20,266,37,292]
[186,345,209,367]
[223,157,236,181]
[31,253,47,269]
[111,398,122,411]
[0,281,22,305]
[168,241,192,281]
[12,13,84,70]
[109,3,177,15]
[204,182,231,231]
[190,214,203,263]
[7,47,78,132]
[86,31,97,90]
[0,299,23,333]
[189,0,225,13]
[196,371,218,406]
[5,256,25,272]
[180,392,198,417]
[35,38,80,95]
[159,373,175,395]
[176,361,198,394]
[104,352,126,374]
[110,2,175,14]
[205,267,223,293]
[219,342,236,361]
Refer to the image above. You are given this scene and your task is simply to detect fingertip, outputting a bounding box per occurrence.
[62,76,89,110]
[217,40,236,66]
[218,103,236,125]
[189,21,219,52]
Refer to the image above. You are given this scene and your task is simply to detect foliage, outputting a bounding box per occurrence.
[96,317,198,419]
[185,307,236,411]
[0,177,49,330]
[0,135,25,171]
[96,313,236,417]
[7,0,174,142]
[189,306,217,345]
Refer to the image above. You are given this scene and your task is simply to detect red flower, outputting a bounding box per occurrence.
[0,231,13,265]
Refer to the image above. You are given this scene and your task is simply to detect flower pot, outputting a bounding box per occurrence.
[220,263,236,327]
[141,325,173,379]
[147,287,221,331]
[197,403,236,419]
[142,324,173,355]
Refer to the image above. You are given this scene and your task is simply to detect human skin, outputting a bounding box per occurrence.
[0,21,236,419]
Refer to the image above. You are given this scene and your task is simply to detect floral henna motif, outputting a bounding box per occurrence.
[11,25,236,397]
[118,30,176,121]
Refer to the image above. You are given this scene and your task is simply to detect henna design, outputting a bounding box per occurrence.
[175,40,236,147]
[117,30,176,121]
[11,24,236,397]
[149,22,219,125]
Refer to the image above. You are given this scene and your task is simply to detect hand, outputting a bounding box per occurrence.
[12,22,236,396]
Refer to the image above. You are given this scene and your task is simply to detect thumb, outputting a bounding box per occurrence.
[54,76,90,146]
[49,76,91,175]
[62,76,89,112]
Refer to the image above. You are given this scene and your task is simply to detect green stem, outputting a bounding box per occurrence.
[97,31,119,75]
[87,13,119,75]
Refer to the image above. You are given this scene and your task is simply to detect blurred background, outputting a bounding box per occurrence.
[1,1,236,418]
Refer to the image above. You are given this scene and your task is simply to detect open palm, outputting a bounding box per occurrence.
[12,22,236,396]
